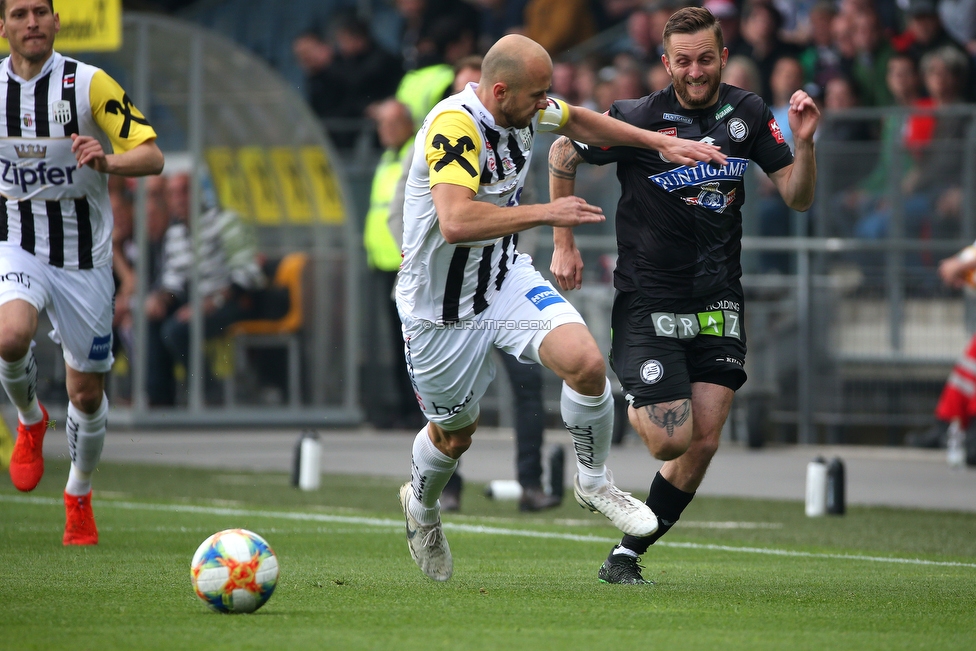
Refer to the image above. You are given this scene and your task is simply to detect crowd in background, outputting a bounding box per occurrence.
[287,0,974,133]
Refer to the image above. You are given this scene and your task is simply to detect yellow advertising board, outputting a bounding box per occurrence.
[205,147,252,218]
[270,148,313,224]
[299,146,345,224]
[237,147,283,225]
[0,0,122,53]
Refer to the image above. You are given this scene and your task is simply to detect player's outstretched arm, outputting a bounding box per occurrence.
[555,105,727,168]
[71,136,165,177]
[433,182,604,244]
[548,136,587,291]
[768,90,820,212]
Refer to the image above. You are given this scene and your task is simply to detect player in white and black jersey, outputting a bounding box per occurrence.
[0,0,164,545]
[549,6,819,583]
[394,33,727,582]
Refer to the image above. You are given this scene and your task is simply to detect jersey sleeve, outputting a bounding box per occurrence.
[89,70,157,153]
[570,103,636,165]
[749,100,794,175]
[425,110,482,193]
[536,97,570,132]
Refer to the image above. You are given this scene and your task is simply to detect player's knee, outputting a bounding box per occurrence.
[0,328,32,361]
[688,429,721,462]
[67,385,104,414]
[564,348,607,396]
[442,431,472,459]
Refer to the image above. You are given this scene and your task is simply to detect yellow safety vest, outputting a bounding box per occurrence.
[363,143,411,271]
[395,64,455,128]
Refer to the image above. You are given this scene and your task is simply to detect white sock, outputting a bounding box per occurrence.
[0,350,43,424]
[408,425,458,526]
[65,464,93,496]
[613,545,639,557]
[561,380,613,493]
[65,394,108,494]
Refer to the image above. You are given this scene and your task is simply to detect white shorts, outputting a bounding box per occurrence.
[0,244,115,373]
[399,256,584,430]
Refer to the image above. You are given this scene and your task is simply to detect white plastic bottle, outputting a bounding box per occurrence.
[805,457,827,517]
[947,420,966,470]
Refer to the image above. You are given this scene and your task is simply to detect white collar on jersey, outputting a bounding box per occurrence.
[4,50,60,85]
[458,82,498,130]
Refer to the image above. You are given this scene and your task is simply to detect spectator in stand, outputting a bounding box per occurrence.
[830,7,860,82]
[854,46,970,244]
[646,60,672,93]
[704,0,750,57]
[799,1,844,91]
[894,0,974,98]
[397,15,478,128]
[574,55,603,110]
[757,55,806,273]
[474,0,528,53]
[522,0,597,57]
[937,0,976,60]
[293,14,403,146]
[144,173,267,407]
[551,60,579,103]
[851,6,895,106]
[740,1,803,103]
[816,74,876,199]
[723,55,763,94]
[612,53,648,100]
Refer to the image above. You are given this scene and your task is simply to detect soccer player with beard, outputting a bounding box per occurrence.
[548,6,819,583]
[0,0,163,544]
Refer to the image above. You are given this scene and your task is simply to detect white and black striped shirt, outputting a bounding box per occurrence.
[0,52,156,269]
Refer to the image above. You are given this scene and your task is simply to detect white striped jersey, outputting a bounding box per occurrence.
[396,83,569,322]
[0,52,157,270]
[158,207,265,300]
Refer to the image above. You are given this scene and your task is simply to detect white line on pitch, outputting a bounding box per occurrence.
[3,494,974,569]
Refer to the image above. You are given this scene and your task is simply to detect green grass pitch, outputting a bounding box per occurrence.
[1,458,975,651]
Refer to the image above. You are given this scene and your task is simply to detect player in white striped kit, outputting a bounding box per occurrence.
[0,0,164,544]
[395,34,726,581]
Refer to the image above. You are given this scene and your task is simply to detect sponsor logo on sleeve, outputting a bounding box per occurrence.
[768,118,785,144]
[431,134,478,177]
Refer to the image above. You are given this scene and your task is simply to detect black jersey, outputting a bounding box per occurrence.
[574,84,793,299]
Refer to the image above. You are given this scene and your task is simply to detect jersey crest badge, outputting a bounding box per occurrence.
[681,182,737,213]
[728,117,748,142]
[22,113,32,128]
[51,101,72,125]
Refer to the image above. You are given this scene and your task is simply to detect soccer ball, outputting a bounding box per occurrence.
[190,529,279,613]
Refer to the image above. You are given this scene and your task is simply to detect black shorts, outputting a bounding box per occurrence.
[609,288,748,408]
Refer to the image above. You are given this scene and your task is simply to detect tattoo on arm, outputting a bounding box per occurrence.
[645,400,691,438]
[548,136,583,180]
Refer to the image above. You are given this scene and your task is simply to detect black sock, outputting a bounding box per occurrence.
[618,472,694,555]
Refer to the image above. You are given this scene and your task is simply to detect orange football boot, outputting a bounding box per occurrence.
[63,490,98,546]
[8,403,49,491]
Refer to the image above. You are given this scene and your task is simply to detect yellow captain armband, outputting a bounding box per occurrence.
[425,110,481,192]
[537,97,570,132]
[89,70,157,153]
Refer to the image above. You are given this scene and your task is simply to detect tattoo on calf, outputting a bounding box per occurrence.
[645,400,691,438]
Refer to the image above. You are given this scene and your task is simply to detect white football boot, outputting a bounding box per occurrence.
[573,470,659,537]
[398,482,453,581]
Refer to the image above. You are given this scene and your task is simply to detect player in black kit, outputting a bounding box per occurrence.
[548,6,819,583]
